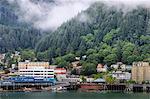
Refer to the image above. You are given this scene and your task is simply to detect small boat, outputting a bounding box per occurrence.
[51,86,67,92]
[23,87,32,92]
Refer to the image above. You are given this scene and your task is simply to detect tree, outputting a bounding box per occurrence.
[81,62,97,76]
[53,57,69,68]
[63,53,75,62]
[104,54,117,66]
[120,42,145,65]
[21,49,36,61]
[103,29,119,45]
[58,61,69,68]
[93,73,106,80]
[37,51,49,61]
[105,75,117,84]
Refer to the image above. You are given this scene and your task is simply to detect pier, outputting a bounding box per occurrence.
[1,81,150,92]
[0,82,54,91]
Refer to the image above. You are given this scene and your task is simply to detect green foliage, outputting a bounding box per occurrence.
[21,49,36,61]
[103,29,119,44]
[53,56,70,68]
[0,1,45,53]
[104,54,117,66]
[37,51,48,61]
[93,73,106,80]
[57,61,69,68]
[35,5,149,65]
[105,75,117,84]
[63,53,76,62]
[126,80,136,84]
[81,62,97,76]
[0,2,150,68]
[81,34,94,43]
[80,76,86,82]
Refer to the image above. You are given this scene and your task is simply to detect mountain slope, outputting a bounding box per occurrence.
[36,3,150,65]
[0,0,46,53]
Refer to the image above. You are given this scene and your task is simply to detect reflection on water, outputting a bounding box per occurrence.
[0,92,150,99]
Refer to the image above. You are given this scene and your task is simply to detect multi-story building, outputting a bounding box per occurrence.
[18,62,54,80]
[112,71,131,80]
[18,61,49,69]
[132,62,150,83]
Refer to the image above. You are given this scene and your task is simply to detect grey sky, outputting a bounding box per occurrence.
[7,0,150,31]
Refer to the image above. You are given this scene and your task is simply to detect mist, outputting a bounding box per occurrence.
[7,0,150,31]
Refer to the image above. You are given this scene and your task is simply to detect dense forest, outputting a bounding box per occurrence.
[36,3,150,65]
[0,0,46,52]
[0,1,150,70]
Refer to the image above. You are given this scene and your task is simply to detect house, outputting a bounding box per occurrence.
[75,57,80,61]
[71,61,82,75]
[71,61,80,68]
[97,64,107,72]
[0,54,5,63]
[111,62,126,71]
[11,64,17,69]
[112,71,131,80]
[54,68,67,81]
[86,78,94,83]
[125,65,132,71]
[82,55,87,60]
[111,64,119,69]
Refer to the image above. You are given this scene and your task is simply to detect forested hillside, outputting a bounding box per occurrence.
[0,0,46,52]
[36,3,150,65]
[0,1,149,66]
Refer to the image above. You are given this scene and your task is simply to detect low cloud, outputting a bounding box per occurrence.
[7,0,150,31]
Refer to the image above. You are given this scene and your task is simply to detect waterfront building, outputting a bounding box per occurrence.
[112,71,131,80]
[54,68,67,81]
[132,62,150,83]
[86,78,94,83]
[62,78,81,83]
[18,62,54,80]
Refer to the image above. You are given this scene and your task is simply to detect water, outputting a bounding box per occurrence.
[0,92,150,99]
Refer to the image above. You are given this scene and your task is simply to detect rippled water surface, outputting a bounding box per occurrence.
[1,92,150,99]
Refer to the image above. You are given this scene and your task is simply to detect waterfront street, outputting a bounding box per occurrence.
[1,92,150,99]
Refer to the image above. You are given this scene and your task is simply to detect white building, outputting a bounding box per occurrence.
[125,65,132,71]
[19,67,54,79]
[111,62,127,71]
[112,71,131,80]
[86,78,94,83]
[0,54,5,63]
[97,64,107,72]
[18,62,54,79]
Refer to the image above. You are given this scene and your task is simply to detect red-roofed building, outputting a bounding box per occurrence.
[54,68,67,81]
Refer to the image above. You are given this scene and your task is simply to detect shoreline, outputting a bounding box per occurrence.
[1,84,150,93]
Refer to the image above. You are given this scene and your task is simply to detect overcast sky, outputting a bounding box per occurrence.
[7,0,150,31]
